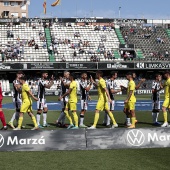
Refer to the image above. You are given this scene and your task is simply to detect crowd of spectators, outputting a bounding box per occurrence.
[49,22,117,62]
[0,22,47,62]
[120,50,134,61]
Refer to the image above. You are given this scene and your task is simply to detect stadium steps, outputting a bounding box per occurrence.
[44,28,55,62]
[166,29,170,38]
[113,50,121,59]
[136,49,144,59]
[121,26,170,57]
[115,28,125,44]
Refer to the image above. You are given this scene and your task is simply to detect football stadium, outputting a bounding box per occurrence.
[0,0,170,169]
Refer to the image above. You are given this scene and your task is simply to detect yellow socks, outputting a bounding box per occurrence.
[18,116,23,128]
[163,111,168,123]
[72,112,78,127]
[93,112,99,127]
[131,117,136,126]
[31,116,38,127]
[108,111,117,125]
[64,110,73,125]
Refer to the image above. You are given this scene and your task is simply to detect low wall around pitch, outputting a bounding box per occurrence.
[0,128,170,151]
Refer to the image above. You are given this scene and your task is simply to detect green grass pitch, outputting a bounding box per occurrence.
[0,95,170,170]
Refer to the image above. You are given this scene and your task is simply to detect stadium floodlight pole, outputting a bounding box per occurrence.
[90,0,93,17]
[76,0,78,17]
[119,7,121,18]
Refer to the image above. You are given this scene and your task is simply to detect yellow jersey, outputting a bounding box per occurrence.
[164,78,170,99]
[21,83,32,101]
[69,81,77,103]
[127,80,136,102]
[97,78,107,101]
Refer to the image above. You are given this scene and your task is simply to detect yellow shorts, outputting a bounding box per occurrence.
[20,100,32,113]
[96,100,109,111]
[66,102,77,111]
[125,102,135,110]
[162,98,170,108]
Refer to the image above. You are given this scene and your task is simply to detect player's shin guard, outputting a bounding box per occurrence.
[152,112,157,123]
[163,111,168,123]
[131,117,136,126]
[108,111,117,125]
[103,112,107,124]
[15,112,19,122]
[64,110,73,125]
[80,114,84,125]
[0,111,6,127]
[43,112,47,125]
[10,112,16,122]
[156,112,159,122]
[36,113,41,125]
[32,116,38,127]
[73,112,78,127]
[106,114,111,125]
[18,117,23,128]
[57,111,65,123]
[93,112,99,127]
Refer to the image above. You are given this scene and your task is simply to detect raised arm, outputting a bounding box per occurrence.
[135,78,146,90]
[45,75,54,89]
[90,76,97,88]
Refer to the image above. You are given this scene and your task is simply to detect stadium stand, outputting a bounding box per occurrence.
[0,80,10,92]
[0,24,49,62]
[50,23,120,62]
[121,25,170,58]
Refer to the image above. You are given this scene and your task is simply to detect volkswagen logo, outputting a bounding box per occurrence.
[0,134,5,148]
[127,129,145,146]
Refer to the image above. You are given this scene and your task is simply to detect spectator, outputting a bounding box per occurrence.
[54,48,59,55]
[73,50,77,57]
[7,30,10,38]
[103,25,106,31]
[10,31,14,38]
[94,25,98,31]
[74,32,80,38]
[49,44,53,54]
[79,48,85,54]
[125,35,128,42]
[68,23,72,27]
[165,51,169,57]
[154,25,157,33]
[61,55,66,62]
[43,41,47,49]
[32,24,36,29]
[1,51,5,62]
[120,50,123,58]
[35,44,39,50]
[156,37,161,43]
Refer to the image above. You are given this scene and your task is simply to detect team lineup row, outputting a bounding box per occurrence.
[1,70,169,130]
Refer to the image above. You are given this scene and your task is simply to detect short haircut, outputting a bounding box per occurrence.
[64,70,70,74]
[42,71,48,74]
[155,73,161,78]
[164,70,170,75]
[126,72,133,76]
[96,70,103,77]
[17,71,24,75]
[70,73,76,80]
[81,72,87,76]
[111,71,117,77]
[20,76,26,81]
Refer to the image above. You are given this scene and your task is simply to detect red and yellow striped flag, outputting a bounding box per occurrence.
[51,0,61,7]
[43,0,47,14]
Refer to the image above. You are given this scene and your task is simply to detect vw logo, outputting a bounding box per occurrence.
[0,134,5,148]
[127,129,145,146]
